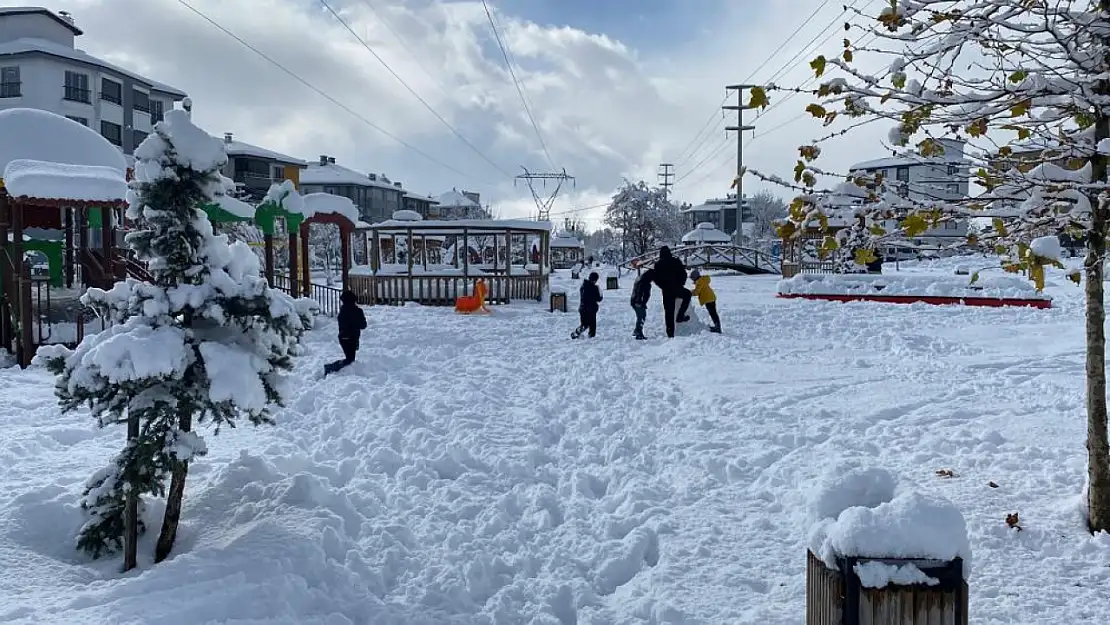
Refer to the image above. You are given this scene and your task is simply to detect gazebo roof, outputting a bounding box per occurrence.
[551,233,585,249]
[0,108,127,175]
[681,222,732,243]
[0,108,128,204]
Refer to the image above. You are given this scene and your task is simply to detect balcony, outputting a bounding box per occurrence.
[64,86,91,104]
[0,81,20,98]
[101,91,122,105]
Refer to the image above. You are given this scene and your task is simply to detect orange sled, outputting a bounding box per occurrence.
[455,279,491,314]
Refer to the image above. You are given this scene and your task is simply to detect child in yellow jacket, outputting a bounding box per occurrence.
[688,269,721,333]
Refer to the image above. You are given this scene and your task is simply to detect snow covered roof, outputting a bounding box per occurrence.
[391,209,423,221]
[550,233,584,248]
[300,161,404,191]
[0,108,127,175]
[683,199,735,213]
[681,222,732,244]
[404,191,438,203]
[0,7,83,35]
[0,37,186,97]
[435,189,480,208]
[301,192,359,224]
[2,159,127,202]
[220,137,306,166]
[209,193,255,219]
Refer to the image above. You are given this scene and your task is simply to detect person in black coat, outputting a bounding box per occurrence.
[324,290,367,376]
[652,246,692,338]
[571,272,603,339]
[630,268,654,340]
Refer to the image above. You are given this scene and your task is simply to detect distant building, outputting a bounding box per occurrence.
[434,188,490,220]
[301,155,433,224]
[0,7,187,154]
[218,132,306,202]
[848,138,969,243]
[402,191,438,219]
[681,194,747,238]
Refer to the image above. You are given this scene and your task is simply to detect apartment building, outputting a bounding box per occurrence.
[218,132,306,202]
[434,189,489,220]
[0,7,186,155]
[300,155,415,224]
[848,138,970,243]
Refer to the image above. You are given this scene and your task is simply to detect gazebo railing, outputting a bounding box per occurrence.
[349,273,546,307]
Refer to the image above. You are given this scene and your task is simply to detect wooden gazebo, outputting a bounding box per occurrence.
[350,218,551,306]
[0,109,131,367]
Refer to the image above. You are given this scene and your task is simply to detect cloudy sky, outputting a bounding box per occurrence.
[26,0,894,228]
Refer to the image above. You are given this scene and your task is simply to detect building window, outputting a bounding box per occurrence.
[0,66,20,98]
[100,120,122,146]
[133,129,149,147]
[133,89,150,113]
[947,183,960,195]
[101,78,122,105]
[66,115,88,126]
[64,71,91,103]
[896,166,910,182]
[271,165,286,181]
[947,164,959,176]
[150,99,165,123]
[944,220,959,230]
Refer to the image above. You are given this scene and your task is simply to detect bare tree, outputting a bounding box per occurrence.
[757,0,1110,530]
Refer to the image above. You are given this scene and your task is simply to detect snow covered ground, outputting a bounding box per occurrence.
[2,261,1109,624]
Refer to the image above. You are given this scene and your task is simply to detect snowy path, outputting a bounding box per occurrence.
[2,267,1109,624]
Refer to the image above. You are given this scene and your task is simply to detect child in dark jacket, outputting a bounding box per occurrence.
[571,272,603,339]
[630,268,654,340]
[324,290,367,376]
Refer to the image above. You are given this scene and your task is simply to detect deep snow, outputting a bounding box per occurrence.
[2,259,1110,624]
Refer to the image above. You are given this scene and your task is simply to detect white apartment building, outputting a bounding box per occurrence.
[848,138,970,244]
[0,7,187,156]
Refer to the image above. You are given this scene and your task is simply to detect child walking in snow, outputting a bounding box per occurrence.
[630,268,654,340]
[571,272,603,339]
[688,269,721,333]
[324,290,367,375]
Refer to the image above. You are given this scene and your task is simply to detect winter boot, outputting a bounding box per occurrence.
[571,326,585,339]
[709,326,722,334]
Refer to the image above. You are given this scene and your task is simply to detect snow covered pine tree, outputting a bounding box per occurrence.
[755,0,1110,532]
[35,103,316,567]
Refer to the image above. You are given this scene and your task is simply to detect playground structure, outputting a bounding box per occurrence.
[619,243,779,276]
[349,217,551,306]
[0,109,135,367]
[454,279,490,313]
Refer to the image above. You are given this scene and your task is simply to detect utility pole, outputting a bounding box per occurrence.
[657,163,674,196]
[724,84,757,242]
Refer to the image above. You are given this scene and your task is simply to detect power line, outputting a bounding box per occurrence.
[319,0,514,179]
[674,137,732,185]
[174,0,494,185]
[354,0,454,101]
[742,0,834,84]
[481,0,557,170]
[674,95,728,166]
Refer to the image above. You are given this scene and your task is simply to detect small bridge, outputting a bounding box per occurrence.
[618,244,780,275]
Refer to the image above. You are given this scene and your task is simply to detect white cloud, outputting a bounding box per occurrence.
[9,0,896,229]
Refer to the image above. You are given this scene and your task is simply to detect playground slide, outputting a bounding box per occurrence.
[455,279,491,314]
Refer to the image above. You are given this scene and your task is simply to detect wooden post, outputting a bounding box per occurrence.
[340,225,351,292]
[506,230,513,277]
[264,234,274,285]
[289,231,300,296]
[102,206,114,279]
[299,223,310,297]
[64,207,74,288]
[406,227,414,302]
[806,551,968,625]
[0,193,10,354]
[11,201,31,367]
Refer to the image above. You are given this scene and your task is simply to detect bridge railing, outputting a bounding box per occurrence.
[618,244,780,275]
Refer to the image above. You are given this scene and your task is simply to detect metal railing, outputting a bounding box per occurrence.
[64,86,91,103]
[0,81,21,98]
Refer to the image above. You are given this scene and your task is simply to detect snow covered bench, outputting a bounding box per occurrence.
[778,273,1051,309]
[805,467,970,625]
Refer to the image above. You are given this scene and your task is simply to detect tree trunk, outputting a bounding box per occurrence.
[1088,43,1110,531]
[154,411,192,562]
[122,412,140,571]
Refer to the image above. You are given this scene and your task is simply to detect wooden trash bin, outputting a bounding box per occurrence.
[550,291,568,313]
[605,276,619,290]
[806,550,967,625]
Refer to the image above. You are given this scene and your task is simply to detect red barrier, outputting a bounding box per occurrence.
[777,293,1052,309]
